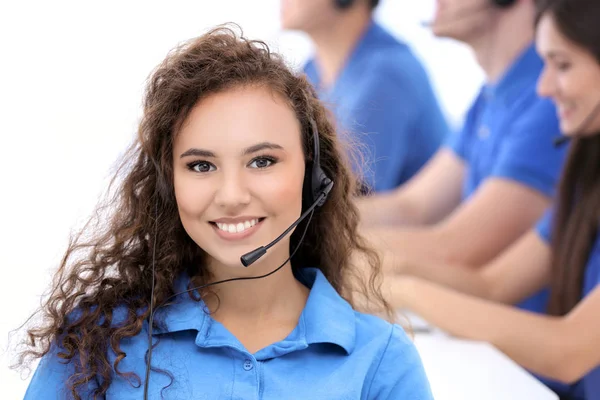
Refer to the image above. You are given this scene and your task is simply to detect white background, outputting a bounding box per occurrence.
[0,1,483,397]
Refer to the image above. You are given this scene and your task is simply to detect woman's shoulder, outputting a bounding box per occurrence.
[352,311,434,399]
[352,310,415,352]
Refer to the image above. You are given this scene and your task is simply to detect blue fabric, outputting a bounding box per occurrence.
[25,268,433,399]
[447,44,566,200]
[447,43,568,315]
[535,210,600,400]
[304,21,448,192]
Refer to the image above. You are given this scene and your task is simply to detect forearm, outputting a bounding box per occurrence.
[365,225,457,271]
[399,260,491,300]
[356,191,423,227]
[394,277,574,382]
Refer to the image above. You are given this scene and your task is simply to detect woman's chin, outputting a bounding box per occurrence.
[560,121,578,136]
[218,259,247,269]
[216,257,262,272]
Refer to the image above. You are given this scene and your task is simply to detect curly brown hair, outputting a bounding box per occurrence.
[16,25,392,399]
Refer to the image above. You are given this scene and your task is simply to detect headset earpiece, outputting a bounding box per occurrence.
[334,0,355,10]
[492,0,516,8]
[303,119,333,209]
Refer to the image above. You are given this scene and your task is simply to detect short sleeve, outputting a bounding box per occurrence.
[535,208,554,244]
[345,57,447,190]
[350,68,419,188]
[367,325,434,400]
[445,91,483,161]
[491,98,566,197]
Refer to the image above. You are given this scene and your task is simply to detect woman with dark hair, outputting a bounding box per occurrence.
[368,0,600,398]
[19,26,432,399]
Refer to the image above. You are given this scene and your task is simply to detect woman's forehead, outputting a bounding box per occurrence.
[174,86,303,154]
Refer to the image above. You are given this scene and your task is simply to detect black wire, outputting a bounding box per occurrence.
[144,201,159,399]
[142,210,315,399]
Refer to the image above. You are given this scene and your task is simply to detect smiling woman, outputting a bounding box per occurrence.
[17,25,433,400]
[173,86,307,276]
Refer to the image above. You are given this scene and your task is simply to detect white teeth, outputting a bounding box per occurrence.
[215,219,259,234]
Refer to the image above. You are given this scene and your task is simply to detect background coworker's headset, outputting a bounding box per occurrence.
[336,0,515,11]
[336,0,517,17]
[143,119,334,398]
[334,0,379,10]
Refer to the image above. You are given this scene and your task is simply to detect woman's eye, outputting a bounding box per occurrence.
[249,157,275,169]
[188,161,216,173]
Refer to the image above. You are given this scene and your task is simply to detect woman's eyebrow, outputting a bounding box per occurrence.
[180,148,215,158]
[242,142,284,155]
[180,142,284,159]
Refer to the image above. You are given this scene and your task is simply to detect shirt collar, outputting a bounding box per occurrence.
[305,19,386,90]
[151,268,357,354]
[485,43,543,105]
[350,20,391,60]
[150,274,209,335]
[295,267,356,354]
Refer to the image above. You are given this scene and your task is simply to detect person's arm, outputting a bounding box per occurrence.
[389,277,600,384]
[389,229,551,304]
[366,97,566,268]
[366,177,550,268]
[357,149,465,227]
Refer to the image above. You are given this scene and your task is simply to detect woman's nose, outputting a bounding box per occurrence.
[213,170,252,211]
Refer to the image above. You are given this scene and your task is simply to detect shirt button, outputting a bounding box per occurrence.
[243,359,254,371]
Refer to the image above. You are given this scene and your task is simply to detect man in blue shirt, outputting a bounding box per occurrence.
[280,0,448,192]
[357,0,568,313]
[25,268,432,399]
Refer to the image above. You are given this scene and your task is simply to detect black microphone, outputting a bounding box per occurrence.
[421,2,494,27]
[552,97,600,147]
[240,182,332,267]
[553,135,570,147]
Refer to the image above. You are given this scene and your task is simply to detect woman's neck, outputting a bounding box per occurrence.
[201,259,309,353]
[202,251,309,324]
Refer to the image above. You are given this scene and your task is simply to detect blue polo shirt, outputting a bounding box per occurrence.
[304,21,448,192]
[447,43,568,314]
[25,268,433,399]
[535,210,600,400]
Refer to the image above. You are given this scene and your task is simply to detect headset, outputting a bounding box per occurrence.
[241,119,334,266]
[493,0,516,7]
[335,0,512,11]
[143,118,334,399]
[334,0,380,10]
